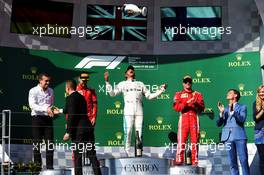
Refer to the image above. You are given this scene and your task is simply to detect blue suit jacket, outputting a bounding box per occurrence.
[216,103,247,142]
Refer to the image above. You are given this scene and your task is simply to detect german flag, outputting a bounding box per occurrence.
[11,0,74,38]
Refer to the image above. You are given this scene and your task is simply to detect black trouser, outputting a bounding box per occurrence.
[32,115,54,169]
[256,144,264,175]
[73,129,101,175]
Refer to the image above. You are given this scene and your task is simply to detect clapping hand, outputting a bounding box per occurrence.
[217,101,225,113]
[104,71,109,82]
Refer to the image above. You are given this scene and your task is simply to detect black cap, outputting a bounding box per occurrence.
[126,65,134,72]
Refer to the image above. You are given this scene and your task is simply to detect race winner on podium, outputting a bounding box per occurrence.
[104,65,167,156]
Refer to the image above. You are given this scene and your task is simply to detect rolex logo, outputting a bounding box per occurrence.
[238,83,245,91]
[156,116,163,124]
[31,67,38,74]
[200,130,206,139]
[115,101,121,109]
[228,54,250,67]
[195,70,202,78]
[115,132,123,140]
[236,54,242,61]
[192,70,211,84]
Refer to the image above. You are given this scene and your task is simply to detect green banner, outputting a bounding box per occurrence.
[0,46,261,146]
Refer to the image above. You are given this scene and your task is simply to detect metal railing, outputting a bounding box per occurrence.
[1,110,11,175]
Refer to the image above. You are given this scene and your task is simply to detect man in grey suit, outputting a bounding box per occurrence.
[217,89,249,175]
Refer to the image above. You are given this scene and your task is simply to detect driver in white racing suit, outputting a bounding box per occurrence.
[104,65,167,156]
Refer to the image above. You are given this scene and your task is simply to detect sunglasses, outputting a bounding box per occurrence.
[183,80,192,84]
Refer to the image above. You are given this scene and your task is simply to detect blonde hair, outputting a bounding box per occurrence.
[256,85,264,112]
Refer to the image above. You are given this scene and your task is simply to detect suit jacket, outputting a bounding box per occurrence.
[216,103,247,142]
[64,91,92,142]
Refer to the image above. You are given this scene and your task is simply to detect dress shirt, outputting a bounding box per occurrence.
[28,84,54,116]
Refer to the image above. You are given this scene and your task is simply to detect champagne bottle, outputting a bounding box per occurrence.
[135,131,142,157]
[186,145,192,165]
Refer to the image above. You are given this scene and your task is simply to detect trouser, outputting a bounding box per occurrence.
[226,140,250,175]
[73,132,102,175]
[32,115,54,169]
[176,113,199,165]
[123,114,143,152]
[256,144,264,175]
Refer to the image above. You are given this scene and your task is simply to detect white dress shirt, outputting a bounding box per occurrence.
[28,84,54,116]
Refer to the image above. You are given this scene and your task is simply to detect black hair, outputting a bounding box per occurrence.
[38,72,50,80]
[228,89,241,101]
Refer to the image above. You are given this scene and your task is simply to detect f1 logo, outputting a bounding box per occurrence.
[75,56,125,69]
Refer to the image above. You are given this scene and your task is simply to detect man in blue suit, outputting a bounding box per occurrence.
[217,89,250,175]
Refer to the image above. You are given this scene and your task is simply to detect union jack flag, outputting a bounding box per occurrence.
[87,5,147,41]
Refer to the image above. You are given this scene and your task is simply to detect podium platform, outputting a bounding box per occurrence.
[170,165,206,175]
[105,157,169,175]
[38,158,206,175]
[40,169,72,175]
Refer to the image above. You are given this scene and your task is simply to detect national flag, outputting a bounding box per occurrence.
[87,5,147,41]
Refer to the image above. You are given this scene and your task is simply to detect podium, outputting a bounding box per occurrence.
[170,165,206,175]
[39,158,206,175]
[105,157,169,175]
[40,169,72,175]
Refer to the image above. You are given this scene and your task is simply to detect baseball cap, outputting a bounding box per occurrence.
[183,75,192,83]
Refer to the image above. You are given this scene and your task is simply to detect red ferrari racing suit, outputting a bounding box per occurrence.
[76,84,97,122]
[173,89,205,165]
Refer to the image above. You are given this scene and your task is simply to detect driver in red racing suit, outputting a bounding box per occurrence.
[173,75,205,166]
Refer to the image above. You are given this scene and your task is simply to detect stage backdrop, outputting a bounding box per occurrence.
[0,46,261,146]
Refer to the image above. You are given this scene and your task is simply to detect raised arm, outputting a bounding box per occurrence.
[143,83,166,100]
[104,71,122,97]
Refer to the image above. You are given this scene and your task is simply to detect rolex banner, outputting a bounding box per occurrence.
[0,46,261,146]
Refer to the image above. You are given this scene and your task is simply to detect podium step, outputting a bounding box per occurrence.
[40,169,72,175]
[104,157,169,175]
[170,165,206,175]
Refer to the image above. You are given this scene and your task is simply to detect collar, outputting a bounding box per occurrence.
[37,84,47,92]
[126,79,135,82]
[77,84,87,90]
[182,89,193,93]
